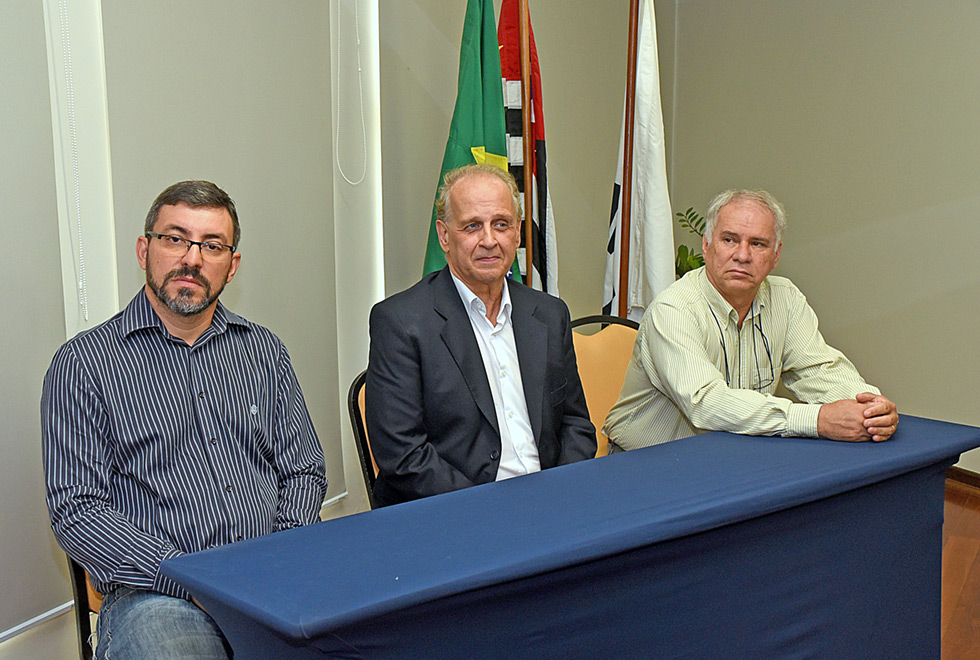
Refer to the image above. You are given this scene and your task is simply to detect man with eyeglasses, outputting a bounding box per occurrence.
[41,180,327,659]
[604,189,898,452]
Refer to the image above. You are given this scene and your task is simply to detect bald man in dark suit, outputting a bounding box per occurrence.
[366,164,596,507]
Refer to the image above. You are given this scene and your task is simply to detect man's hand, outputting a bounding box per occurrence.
[817,398,873,441]
[817,394,898,442]
[856,392,898,442]
[817,395,871,442]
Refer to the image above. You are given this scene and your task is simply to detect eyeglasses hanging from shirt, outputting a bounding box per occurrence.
[707,301,775,393]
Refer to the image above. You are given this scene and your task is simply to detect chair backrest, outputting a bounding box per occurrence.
[347,369,378,509]
[67,556,101,660]
[571,315,640,457]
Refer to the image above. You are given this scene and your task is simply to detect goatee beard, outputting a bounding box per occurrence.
[148,266,222,317]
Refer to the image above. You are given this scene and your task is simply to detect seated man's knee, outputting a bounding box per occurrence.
[96,588,230,660]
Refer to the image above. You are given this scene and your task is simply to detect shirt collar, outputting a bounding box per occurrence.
[120,289,248,341]
[696,267,768,327]
[449,271,512,328]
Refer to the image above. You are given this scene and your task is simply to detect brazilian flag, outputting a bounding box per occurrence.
[422,0,521,281]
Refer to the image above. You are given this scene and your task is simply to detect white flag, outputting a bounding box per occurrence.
[602,0,674,322]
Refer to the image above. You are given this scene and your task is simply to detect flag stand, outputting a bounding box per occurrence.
[518,0,534,289]
[618,0,641,317]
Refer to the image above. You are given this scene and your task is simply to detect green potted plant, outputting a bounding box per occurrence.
[675,207,705,278]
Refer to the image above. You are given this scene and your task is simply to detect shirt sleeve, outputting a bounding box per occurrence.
[644,301,806,437]
[272,342,328,531]
[41,345,187,597]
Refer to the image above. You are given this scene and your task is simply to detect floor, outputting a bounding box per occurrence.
[943,478,980,659]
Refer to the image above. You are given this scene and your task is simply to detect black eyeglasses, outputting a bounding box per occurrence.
[750,316,775,391]
[146,232,236,260]
[710,303,775,392]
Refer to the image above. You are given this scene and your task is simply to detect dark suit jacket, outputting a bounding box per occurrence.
[366,267,596,506]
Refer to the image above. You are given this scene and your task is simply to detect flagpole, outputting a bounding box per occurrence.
[518,0,534,288]
[618,0,641,317]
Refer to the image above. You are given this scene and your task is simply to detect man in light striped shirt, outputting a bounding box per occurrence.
[604,189,898,451]
[42,181,327,659]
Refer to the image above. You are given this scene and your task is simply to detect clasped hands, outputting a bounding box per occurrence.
[817,393,899,443]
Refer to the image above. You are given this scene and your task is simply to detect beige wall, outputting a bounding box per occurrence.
[380,0,629,319]
[101,2,344,492]
[667,0,980,464]
[0,0,75,634]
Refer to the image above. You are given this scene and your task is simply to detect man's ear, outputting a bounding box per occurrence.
[436,219,450,253]
[226,252,242,283]
[136,236,149,271]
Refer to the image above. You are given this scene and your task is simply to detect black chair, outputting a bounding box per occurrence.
[570,315,640,457]
[347,369,378,509]
[569,314,640,332]
[67,556,100,660]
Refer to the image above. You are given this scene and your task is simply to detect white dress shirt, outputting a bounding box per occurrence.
[450,273,540,480]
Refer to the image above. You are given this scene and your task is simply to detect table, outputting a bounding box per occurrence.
[161,415,980,659]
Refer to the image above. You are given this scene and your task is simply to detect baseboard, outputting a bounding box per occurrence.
[0,601,73,644]
[947,466,980,490]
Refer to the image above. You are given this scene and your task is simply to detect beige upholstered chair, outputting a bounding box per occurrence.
[571,315,640,457]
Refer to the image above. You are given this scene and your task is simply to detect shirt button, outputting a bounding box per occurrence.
[501,370,507,378]
[225,484,233,492]
[490,450,500,460]
[236,535,243,541]
[198,391,205,399]
[507,411,514,419]
[209,438,217,446]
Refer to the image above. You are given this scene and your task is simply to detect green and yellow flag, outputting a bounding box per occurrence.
[422,0,520,280]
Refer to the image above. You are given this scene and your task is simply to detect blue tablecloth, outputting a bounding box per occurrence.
[162,415,980,659]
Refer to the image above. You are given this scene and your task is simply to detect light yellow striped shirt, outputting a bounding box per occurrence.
[603,267,879,450]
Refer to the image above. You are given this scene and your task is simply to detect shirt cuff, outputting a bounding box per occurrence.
[150,546,185,596]
[786,403,820,438]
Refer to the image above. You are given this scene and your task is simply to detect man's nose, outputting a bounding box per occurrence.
[478,225,496,246]
[733,241,751,261]
[181,242,205,267]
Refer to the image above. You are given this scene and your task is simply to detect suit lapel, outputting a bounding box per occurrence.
[509,281,547,442]
[433,268,499,435]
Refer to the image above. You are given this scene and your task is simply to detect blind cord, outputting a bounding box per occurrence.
[58,0,89,321]
[334,0,367,186]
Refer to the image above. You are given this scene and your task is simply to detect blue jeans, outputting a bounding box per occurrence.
[95,587,231,659]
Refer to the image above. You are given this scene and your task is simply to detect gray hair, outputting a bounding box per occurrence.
[704,189,786,245]
[435,163,522,225]
[144,180,240,248]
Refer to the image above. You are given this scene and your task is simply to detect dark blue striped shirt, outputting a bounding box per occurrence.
[41,291,327,599]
